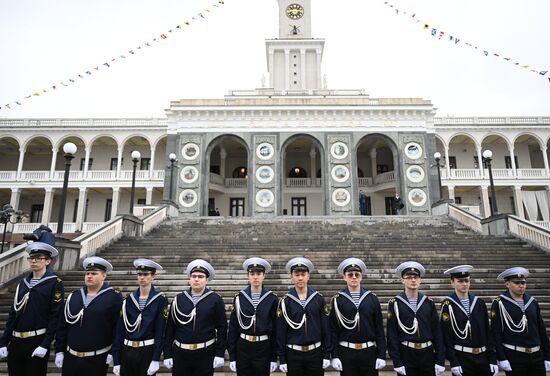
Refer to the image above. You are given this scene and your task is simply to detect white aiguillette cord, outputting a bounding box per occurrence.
[333,296,359,330]
[447,304,471,340]
[122,299,142,333]
[13,283,30,313]
[64,292,85,325]
[498,300,528,333]
[394,301,419,335]
[235,296,255,330]
[172,296,196,325]
[281,298,306,330]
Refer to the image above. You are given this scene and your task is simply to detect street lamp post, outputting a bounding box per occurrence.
[129,150,141,215]
[168,153,177,203]
[0,204,23,254]
[433,152,443,201]
[483,149,498,216]
[56,142,77,237]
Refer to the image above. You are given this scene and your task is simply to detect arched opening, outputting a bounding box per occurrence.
[206,135,249,217]
[0,137,20,171]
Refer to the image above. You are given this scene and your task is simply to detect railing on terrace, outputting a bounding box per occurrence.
[441,168,549,181]
[373,171,395,185]
[517,169,548,179]
[286,178,311,187]
[0,170,165,182]
[225,178,247,188]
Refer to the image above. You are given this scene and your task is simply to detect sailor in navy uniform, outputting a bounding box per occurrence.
[329,258,386,376]
[276,257,332,376]
[386,261,445,376]
[54,256,123,376]
[490,267,550,376]
[0,242,63,376]
[112,259,168,376]
[228,257,279,376]
[163,259,227,376]
[440,265,498,376]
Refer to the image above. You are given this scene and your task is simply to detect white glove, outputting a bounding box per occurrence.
[55,352,64,368]
[498,360,512,371]
[106,354,114,366]
[279,364,288,373]
[375,358,386,370]
[0,347,8,359]
[545,360,550,372]
[331,358,343,371]
[451,366,463,376]
[270,362,278,373]
[322,359,330,369]
[394,366,407,375]
[229,361,237,372]
[435,364,445,376]
[31,346,48,358]
[164,358,173,369]
[213,356,224,368]
[113,365,121,376]
[147,360,160,375]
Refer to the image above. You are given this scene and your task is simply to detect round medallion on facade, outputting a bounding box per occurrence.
[180,165,199,184]
[256,165,274,184]
[408,188,427,207]
[330,142,349,160]
[332,188,351,207]
[179,189,198,207]
[181,143,200,161]
[256,143,274,160]
[256,189,274,208]
[286,3,304,19]
[406,165,425,183]
[331,165,350,183]
[404,142,423,160]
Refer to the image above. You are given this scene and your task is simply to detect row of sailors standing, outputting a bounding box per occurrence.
[0,243,549,376]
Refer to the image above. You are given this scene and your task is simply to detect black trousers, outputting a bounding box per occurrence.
[62,352,109,376]
[398,345,435,376]
[287,346,323,376]
[504,348,545,376]
[455,351,492,376]
[172,345,214,376]
[236,337,271,376]
[7,335,49,376]
[121,344,155,376]
[339,345,378,376]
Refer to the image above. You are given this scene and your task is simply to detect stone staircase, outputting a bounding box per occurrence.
[1,215,549,375]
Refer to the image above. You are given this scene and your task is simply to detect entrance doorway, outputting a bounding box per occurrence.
[230,198,245,217]
[291,197,307,216]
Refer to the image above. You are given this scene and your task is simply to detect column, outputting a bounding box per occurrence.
[300,49,306,90]
[116,148,123,179]
[75,188,88,232]
[111,187,120,218]
[220,148,227,179]
[83,147,91,178]
[284,49,290,90]
[513,186,524,219]
[541,146,549,177]
[477,146,484,177]
[316,49,322,89]
[42,188,55,225]
[50,148,58,180]
[480,186,491,218]
[447,185,456,201]
[16,148,25,179]
[268,50,274,87]
[146,188,153,205]
[10,188,21,211]
[509,145,517,177]
[444,145,451,177]
[310,147,316,186]
[370,148,377,179]
[149,146,156,179]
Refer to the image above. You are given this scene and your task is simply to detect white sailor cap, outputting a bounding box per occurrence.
[186,259,215,280]
[83,256,113,273]
[26,242,58,258]
[337,258,367,276]
[497,267,529,282]
[444,265,473,279]
[285,257,314,273]
[396,261,426,277]
[134,258,163,274]
[243,257,271,273]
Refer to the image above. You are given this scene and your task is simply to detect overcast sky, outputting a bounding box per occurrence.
[1,0,549,118]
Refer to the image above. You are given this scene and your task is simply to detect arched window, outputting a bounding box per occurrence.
[289,166,307,178]
[232,167,247,178]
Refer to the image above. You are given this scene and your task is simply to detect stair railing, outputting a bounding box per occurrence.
[142,205,168,234]
[448,204,483,233]
[74,216,125,260]
[0,242,29,287]
[508,215,550,252]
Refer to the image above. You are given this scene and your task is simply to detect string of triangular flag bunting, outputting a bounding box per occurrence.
[0,0,226,111]
[383,1,549,84]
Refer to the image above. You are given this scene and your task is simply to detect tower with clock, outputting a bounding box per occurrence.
[266,0,325,91]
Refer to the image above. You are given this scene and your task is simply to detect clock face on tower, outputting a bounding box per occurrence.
[286,3,304,20]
